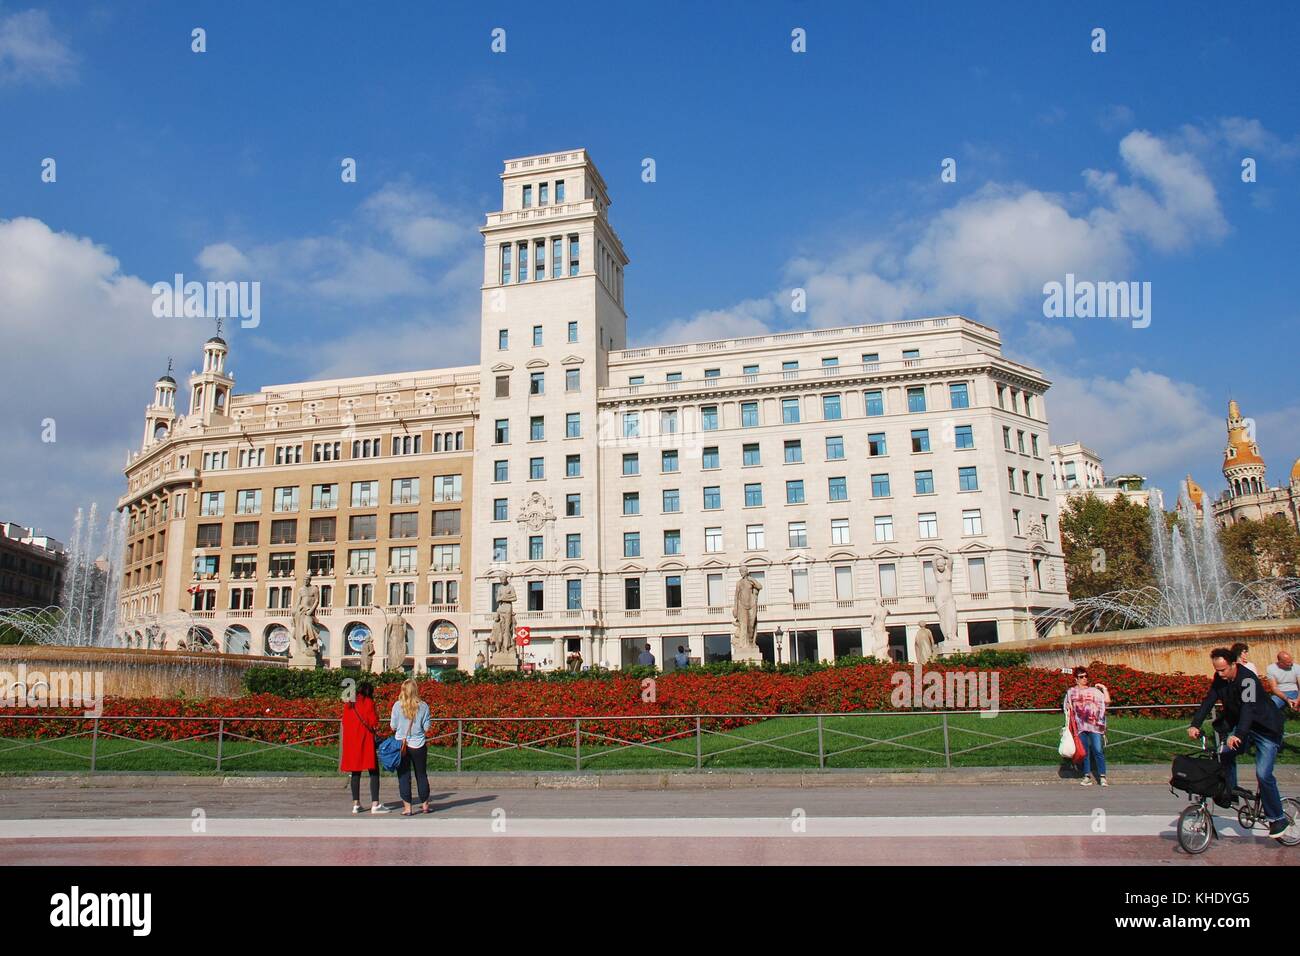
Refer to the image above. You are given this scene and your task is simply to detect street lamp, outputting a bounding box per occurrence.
[788,585,802,665]
[774,626,784,666]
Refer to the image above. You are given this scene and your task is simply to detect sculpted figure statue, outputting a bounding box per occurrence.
[291,574,321,657]
[913,625,937,666]
[933,551,958,645]
[385,610,407,671]
[361,631,376,674]
[863,601,890,659]
[491,577,517,653]
[732,568,762,648]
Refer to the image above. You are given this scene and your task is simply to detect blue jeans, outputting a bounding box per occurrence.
[1079,731,1106,779]
[1221,732,1284,823]
[1272,690,1298,709]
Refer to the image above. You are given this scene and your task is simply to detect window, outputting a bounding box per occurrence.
[622,453,639,476]
[1003,426,1012,450]
[493,498,508,521]
[772,439,797,465]
[828,477,848,501]
[665,575,683,609]
[878,563,898,598]
[434,475,462,502]
[494,460,508,482]
[624,577,641,610]
[629,375,644,386]
[196,523,221,548]
[788,521,808,547]
[865,390,884,416]
[862,352,879,364]
[498,329,509,350]
[529,372,544,395]
[702,446,720,469]
[268,552,294,577]
[389,546,417,573]
[349,514,377,541]
[566,368,580,392]
[903,348,920,360]
[704,527,723,552]
[963,509,983,535]
[530,416,545,441]
[307,551,333,576]
[566,493,581,517]
[955,425,974,449]
[528,536,543,560]
[1012,509,1022,534]
[866,432,887,457]
[949,382,970,409]
[702,405,719,430]
[624,532,641,558]
[623,492,640,515]
[911,429,930,453]
[568,234,580,276]
[831,518,850,545]
[528,580,544,611]
[822,394,842,420]
[707,572,724,606]
[782,360,799,377]
[349,548,376,574]
[746,524,765,550]
[568,320,578,343]
[834,565,854,600]
[705,368,721,378]
[666,371,682,384]
[432,510,460,537]
[274,444,302,466]
[822,356,839,367]
[1007,468,1017,493]
[308,517,335,543]
[741,443,761,467]
[350,481,378,508]
[566,534,581,559]
[311,442,340,463]
[556,180,566,202]
[1036,474,1045,497]
[522,184,532,207]
[662,489,681,513]
[492,538,507,562]
[918,512,938,538]
[662,449,679,473]
[200,491,224,516]
[741,402,759,427]
[781,398,800,424]
[235,489,261,514]
[968,556,988,593]
[907,386,927,413]
[871,474,891,497]
[566,454,581,478]
[914,470,935,494]
[1017,430,1026,454]
[565,413,581,438]
[538,182,549,205]
[786,480,805,504]
[387,512,418,539]
[270,519,296,545]
[825,435,845,460]
[566,579,582,610]
[744,483,763,507]
[664,530,682,555]
[661,409,678,434]
[623,411,640,438]
[527,457,544,480]
[391,478,419,505]
[231,521,259,546]
[701,486,721,510]
[743,364,759,375]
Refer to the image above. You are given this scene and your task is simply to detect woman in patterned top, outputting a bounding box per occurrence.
[1065,666,1111,787]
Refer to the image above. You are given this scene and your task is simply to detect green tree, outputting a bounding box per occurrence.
[1219,514,1300,581]
[1059,493,1156,601]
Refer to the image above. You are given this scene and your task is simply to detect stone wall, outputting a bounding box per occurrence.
[0,646,284,699]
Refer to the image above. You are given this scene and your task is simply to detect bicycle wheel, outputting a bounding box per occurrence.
[1178,803,1213,854]
[1280,798,1300,847]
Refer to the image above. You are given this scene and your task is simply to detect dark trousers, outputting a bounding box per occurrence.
[350,769,380,803]
[397,745,429,804]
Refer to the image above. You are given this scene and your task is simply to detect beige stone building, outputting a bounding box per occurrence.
[119,148,1070,669]
[1207,399,1300,531]
[1050,441,1159,511]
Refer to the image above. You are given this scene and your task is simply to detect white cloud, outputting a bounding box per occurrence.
[0,9,76,85]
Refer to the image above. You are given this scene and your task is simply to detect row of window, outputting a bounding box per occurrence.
[194,510,462,548]
[197,579,462,612]
[499,235,580,284]
[194,433,466,472]
[193,544,462,577]
[520,179,565,208]
[197,477,464,516]
[496,321,581,353]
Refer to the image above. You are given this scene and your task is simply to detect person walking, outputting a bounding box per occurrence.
[1064,666,1111,787]
[340,682,388,814]
[390,678,431,816]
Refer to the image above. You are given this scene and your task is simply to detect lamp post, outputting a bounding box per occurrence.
[774,626,784,666]
[788,585,802,665]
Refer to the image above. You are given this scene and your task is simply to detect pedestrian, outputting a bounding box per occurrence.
[340,682,388,814]
[1231,642,1257,675]
[1064,666,1110,787]
[390,678,431,816]
[1188,647,1289,838]
[1266,651,1299,710]
[637,642,656,667]
[673,644,690,669]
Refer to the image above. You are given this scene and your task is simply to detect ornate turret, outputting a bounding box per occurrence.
[1222,399,1267,498]
[1185,474,1205,515]
[141,360,178,449]
[187,327,235,424]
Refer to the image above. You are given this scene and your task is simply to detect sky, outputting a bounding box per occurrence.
[1,0,1298,543]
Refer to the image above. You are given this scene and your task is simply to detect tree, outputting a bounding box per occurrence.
[1219,514,1300,581]
[1059,493,1156,601]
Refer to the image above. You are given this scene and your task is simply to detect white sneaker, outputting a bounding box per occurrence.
[370,804,391,814]
[351,805,361,814]
[1099,776,1109,787]
[1080,777,1094,786]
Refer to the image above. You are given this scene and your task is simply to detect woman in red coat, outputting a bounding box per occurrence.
[341,682,388,814]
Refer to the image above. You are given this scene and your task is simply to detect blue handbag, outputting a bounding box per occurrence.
[377,734,402,772]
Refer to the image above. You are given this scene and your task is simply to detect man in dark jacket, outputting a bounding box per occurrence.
[1187,646,1289,838]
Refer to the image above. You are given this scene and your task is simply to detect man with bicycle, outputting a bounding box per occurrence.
[1187,646,1289,838]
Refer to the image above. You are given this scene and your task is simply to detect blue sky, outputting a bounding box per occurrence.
[2,0,1298,542]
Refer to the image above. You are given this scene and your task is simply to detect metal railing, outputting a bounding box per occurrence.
[4,704,1292,775]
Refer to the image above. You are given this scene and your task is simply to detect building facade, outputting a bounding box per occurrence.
[1209,399,1300,530]
[1050,441,1158,511]
[119,149,1069,668]
[0,522,66,609]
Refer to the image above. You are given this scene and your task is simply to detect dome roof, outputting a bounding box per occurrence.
[205,335,227,347]
[156,374,176,385]
[1223,399,1265,471]
[1291,458,1300,483]
[1185,475,1205,510]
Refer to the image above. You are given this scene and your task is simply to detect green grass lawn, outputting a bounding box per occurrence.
[5,712,1293,775]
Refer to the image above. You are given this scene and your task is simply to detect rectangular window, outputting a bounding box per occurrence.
[498,329,509,350]
[664,530,682,555]
[665,575,683,609]
[955,425,974,449]
[196,523,221,548]
[530,372,544,395]
[273,486,299,512]
[661,409,678,434]
[907,386,927,413]
[235,489,262,515]
[387,512,418,539]
[522,184,532,207]
[918,512,938,538]
[704,527,723,553]
[538,182,549,205]
[391,478,419,505]
[568,234,579,276]
[788,521,808,548]
[529,458,544,480]
[666,371,682,383]
[566,534,581,559]
[786,480,805,504]
[707,573,724,607]
[702,446,720,469]
[623,411,640,438]
[862,352,879,364]
[831,517,850,545]
[1036,474,1045,497]
[744,483,763,507]
[1017,430,1026,454]
[903,348,920,360]
[662,489,681,513]
[781,398,801,424]
[834,565,853,600]
[963,508,983,535]
[494,460,508,482]
[433,475,462,502]
[232,522,258,547]
[743,364,759,375]
[704,368,720,378]
[623,492,640,515]
[566,579,582,610]
[871,473,891,497]
[623,453,639,476]
[968,557,988,593]
[529,536,543,561]
[530,416,545,441]
[431,510,460,537]
[566,454,581,478]
[553,237,563,278]
[1003,426,1012,450]
[746,524,765,550]
[1007,468,1017,492]
[822,356,839,367]
[556,180,565,202]
[828,476,848,501]
[269,519,296,545]
[868,432,888,456]
[528,580,544,611]
[308,517,335,543]
[567,320,578,343]
[1012,509,1022,534]
[701,405,719,430]
[949,382,970,409]
[911,429,930,453]
[493,498,508,521]
[500,244,512,284]
[662,449,679,473]
[566,493,581,517]
[200,491,224,516]
[624,532,641,558]
[565,412,581,438]
[865,390,884,416]
[914,470,935,494]
[743,443,761,466]
[492,538,507,562]
[782,360,799,377]
[878,563,898,598]
[348,514,377,541]
[741,402,759,427]
[825,435,845,460]
[624,577,641,610]
[348,548,376,574]
[822,394,842,420]
[701,485,721,510]
[566,368,580,392]
[494,419,510,445]
[495,375,510,399]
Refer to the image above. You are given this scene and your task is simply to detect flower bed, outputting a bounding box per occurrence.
[0,662,1215,747]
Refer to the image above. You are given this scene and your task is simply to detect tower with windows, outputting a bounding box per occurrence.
[472,150,629,665]
[141,365,178,449]
[1222,399,1267,498]
[188,335,235,425]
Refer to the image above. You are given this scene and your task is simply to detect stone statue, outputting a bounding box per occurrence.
[491,577,517,653]
[732,568,762,648]
[863,601,890,659]
[385,610,408,672]
[290,574,321,661]
[933,551,958,646]
[913,625,936,665]
[361,631,375,674]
